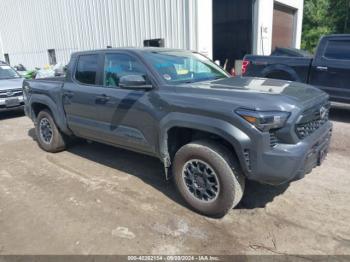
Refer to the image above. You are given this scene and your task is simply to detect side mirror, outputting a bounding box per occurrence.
[119,75,153,90]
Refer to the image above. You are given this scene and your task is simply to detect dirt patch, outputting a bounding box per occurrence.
[0,109,349,255]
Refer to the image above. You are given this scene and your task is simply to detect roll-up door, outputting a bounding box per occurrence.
[272,4,296,51]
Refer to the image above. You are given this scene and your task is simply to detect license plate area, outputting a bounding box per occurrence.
[5,98,20,107]
[317,144,329,165]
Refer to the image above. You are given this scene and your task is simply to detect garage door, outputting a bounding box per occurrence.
[272,4,295,51]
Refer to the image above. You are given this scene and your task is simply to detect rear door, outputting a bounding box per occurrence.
[309,37,350,103]
[63,53,108,139]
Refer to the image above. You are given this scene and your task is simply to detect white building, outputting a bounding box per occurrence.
[0,0,304,71]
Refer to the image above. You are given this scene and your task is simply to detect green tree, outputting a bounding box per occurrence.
[301,0,332,53]
[302,0,350,53]
[329,0,350,33]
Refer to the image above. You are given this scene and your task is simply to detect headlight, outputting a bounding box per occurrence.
[236,109,290,132]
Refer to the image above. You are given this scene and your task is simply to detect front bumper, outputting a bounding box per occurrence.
[247,121,333,185]
[0,96,24,112]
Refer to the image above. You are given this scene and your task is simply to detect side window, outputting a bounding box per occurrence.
[75,54,99,85]
[104,54,147,87]
[324,40,350,60]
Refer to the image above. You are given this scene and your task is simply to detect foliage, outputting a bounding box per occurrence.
[302,0,350,53]
[329,0,350,33]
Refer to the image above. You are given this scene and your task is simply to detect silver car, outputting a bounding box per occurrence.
[0,62,24,112]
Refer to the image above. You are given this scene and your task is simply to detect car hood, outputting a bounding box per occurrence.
[0,78,24,91]
[176,77,328,111]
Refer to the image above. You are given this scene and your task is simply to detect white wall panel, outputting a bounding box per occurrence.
[0,0,202,69]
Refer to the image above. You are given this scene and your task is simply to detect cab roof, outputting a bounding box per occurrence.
[71,47,190,57]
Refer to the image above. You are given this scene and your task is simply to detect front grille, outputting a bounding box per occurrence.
[0,89,23,98]
[269,132,279,147]
[295,102,330,140]
[0,102,24,109]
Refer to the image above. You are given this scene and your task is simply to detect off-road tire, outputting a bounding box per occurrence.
[173,140,245,218]
[35,109,67,153]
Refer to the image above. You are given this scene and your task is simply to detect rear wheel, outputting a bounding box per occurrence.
[173,140,245,218]
[35,109,67,152]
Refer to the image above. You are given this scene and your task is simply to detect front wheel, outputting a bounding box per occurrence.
[35,109,68,153]
[173,140,245,218]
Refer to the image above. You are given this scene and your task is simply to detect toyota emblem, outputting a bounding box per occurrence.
[6,91,14,97]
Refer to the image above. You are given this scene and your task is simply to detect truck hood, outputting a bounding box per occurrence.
[0,78,24,91]
[176,77,328,111]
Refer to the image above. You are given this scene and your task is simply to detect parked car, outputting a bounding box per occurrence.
[0,61,24,112]
[242,34,350,104]
[23,48,332,217]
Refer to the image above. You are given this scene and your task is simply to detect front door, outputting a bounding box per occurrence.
[309,37,350,103]
[92,52,158,155]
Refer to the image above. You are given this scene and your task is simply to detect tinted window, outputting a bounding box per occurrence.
[104,54,147,87]
[75,55,98,85]
[324,40,350,60]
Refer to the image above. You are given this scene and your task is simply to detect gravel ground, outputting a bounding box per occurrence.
[0,107,349,256]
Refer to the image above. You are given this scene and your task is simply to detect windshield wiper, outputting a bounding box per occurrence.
[181,75,226,84]
[214,76,226,80]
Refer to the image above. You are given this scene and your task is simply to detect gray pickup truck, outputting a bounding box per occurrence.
[23,48,332,217]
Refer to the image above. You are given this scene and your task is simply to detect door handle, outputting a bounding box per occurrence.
[63,91,74,99]
[316,66,328,71]
[95,94,110,104]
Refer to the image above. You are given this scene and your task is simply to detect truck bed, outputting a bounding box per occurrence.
[23,78,66,124]
[33,76,66,82]
[243,55,313,83]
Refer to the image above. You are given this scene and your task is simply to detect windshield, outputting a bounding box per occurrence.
[144,51,229,84]
[0,65,20,79]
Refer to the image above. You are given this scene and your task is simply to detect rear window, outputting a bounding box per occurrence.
[324,40,350,60]
[75,55,98,85]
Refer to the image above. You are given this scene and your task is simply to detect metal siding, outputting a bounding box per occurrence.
[0,0,199,69]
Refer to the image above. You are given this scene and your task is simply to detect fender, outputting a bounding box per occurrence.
[29,94,72,135]
[261,64,300,82]
[158,112,251,176]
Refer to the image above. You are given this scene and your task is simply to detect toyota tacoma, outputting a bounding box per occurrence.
[23,48,332,217]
